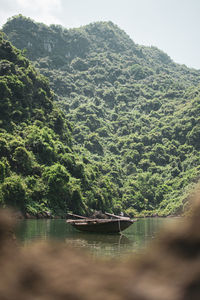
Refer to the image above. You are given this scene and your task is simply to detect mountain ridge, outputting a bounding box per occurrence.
[2,15,200,216]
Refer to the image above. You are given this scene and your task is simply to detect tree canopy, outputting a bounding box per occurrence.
[1,15,200,216]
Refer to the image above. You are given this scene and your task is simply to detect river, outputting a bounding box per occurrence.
[16,217,178,258]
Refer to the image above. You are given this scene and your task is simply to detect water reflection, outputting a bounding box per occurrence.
[65,232,132,257]
[16,218,176,257]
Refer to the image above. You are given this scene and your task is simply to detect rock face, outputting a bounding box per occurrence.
[0,195,200,299]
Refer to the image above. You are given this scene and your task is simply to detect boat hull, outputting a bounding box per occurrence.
[68,219,133,234]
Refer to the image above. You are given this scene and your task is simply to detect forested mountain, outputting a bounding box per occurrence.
[2,15,200,216]
[0,32,119,217]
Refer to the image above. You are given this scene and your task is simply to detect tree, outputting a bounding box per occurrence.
[1,176,26,209]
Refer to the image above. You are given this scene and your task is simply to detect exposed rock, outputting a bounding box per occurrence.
[25,213,37,219]
[44,211,52,218]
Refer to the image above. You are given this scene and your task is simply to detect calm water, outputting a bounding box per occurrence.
[15,218,178,258]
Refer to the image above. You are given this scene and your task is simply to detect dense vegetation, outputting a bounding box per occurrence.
[0,32,119,217]
[2,15,200,216]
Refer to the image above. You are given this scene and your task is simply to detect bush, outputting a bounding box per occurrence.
[1,176,26,209]
[12,146,32,174]
[0,161,6,183]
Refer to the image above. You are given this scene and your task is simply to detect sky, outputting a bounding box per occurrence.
[0,0,200,69]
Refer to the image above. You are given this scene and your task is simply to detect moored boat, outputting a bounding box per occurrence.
[66,213,136,234]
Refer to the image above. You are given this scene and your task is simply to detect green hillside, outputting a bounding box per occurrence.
[0,32,120,217]
[2,15,200,216]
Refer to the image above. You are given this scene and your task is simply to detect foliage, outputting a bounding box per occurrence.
[0,31,118,216]
[2,15,200,216]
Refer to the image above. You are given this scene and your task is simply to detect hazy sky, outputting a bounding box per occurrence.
[0,0,200,69]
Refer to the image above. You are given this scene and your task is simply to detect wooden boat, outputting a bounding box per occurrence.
[66,213,136,234]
